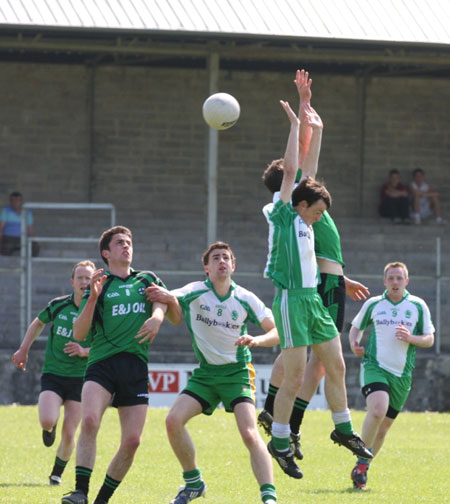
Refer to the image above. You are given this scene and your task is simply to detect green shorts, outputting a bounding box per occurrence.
[360,361,412,413]
[272,287,338,349]
[182,361,256,416]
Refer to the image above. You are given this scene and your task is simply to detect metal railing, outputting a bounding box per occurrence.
[20,203,115,336]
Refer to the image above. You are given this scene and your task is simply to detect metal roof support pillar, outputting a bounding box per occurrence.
[206,51,219,247]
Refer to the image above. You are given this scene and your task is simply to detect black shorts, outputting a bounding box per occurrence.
[84,352,149,407]
[40,373,84,402]
[317,273,346,333]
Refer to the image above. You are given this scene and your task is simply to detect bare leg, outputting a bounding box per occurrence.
[165,394,203,471]
[361,391,390,448]
[76,381,111,469]
[273,346,307,424]
[234,402,273,485]
[371,416,395,457]
[311,335,347,413]
[56,400,82,461]
[105,404,148,480]
[298,349,326,401]
[38,390,62,431]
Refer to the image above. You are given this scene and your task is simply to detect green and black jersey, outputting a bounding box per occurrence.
[38,293,92,377]
[80,269,166,366]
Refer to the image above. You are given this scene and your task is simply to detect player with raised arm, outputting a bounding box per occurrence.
[263,98,372,479]
[348,262,434,490]
[61,226,181,504]
[12,260,95,486]
[147,241,279,504]
[258,70,369,460]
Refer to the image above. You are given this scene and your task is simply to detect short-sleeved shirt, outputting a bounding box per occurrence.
[172,279,272,366]
[80,269,166,366]
[263,199,318,290]
[351,290,434,378]
[38,294,91,377]
[410,181,433,218]
[0,205,33,237]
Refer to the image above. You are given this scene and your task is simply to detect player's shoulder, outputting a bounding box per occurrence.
[361,294,384,310]
[172,280,208,295]
[48,294,72,307]
[233,284,264,304]
[405,293,429,308]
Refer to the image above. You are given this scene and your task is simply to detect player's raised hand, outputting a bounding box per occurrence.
[11,348,28,371]
[280,100,300,126]
[294,69,312,103]
[89,269,107,299]
[301,103,323,130]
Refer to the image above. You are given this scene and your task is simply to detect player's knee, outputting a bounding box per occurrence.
[40,418,56,431]
[122,434,141,454]
[240,426,259,448]
[166,411,182,435]
[81,412,101,434]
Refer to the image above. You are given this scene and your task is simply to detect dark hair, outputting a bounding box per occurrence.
[412,167,424,177]
[292,177,331,209]
[262,159,284,194]
[202,241,235,266]
[389,169,400,176]
[9,191,22,198]
[99,226,132,265]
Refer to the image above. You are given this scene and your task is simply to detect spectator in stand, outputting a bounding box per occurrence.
[409,168,443,225]
[378,170,410,224]
[0,191,39,256]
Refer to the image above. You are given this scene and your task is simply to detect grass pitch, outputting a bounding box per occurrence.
[0,406,448,503]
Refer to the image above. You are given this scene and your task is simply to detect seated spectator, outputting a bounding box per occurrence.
[410,168,443,225]
[0,191,39,256]
[379,169,410,224]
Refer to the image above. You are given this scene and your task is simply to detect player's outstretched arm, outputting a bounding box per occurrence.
[349,325,365,357]
[146,284,182,325]
[300,104,323,181]
[295,69,313,167]
[73,268,106,341]
[278,100,300,203]
[11,317,45,371]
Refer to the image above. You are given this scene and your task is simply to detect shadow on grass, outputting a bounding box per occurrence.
[302,487,372,495]
[0,483,47,488]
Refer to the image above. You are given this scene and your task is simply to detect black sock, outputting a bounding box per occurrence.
[264,384,279,416]
[51,456,68,477]
[95,474,121,503]
[75,466,92,496]
[289,397,309,434]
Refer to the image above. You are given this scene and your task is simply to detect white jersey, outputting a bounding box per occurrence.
[352,290,434,377]
[263,199,318,290]
[410,181,433,218]
[172,279,272,365]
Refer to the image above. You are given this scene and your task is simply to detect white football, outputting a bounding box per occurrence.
[202,93,240,130]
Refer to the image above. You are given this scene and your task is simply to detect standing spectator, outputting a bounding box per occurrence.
[410,168,443,224]
[0,191,39,256]
[378,170,410,224]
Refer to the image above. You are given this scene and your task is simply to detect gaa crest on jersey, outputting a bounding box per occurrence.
[138,287,145,295]
[405,310,412,319]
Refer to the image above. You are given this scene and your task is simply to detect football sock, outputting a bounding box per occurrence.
[95,474,121,502]
[50,456,67,478]
[271,422,291,451]
[264,384,279,416]
[260,483,277,502]
[183,468,203,489]
[290,398,309,434]
[332,409,354,435]
[358,448,373,466]
[75,465,92,496]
